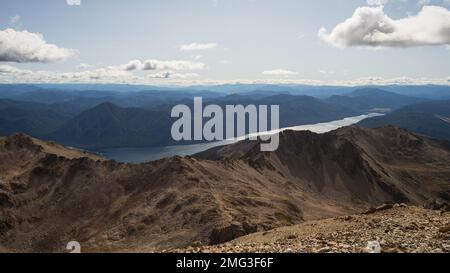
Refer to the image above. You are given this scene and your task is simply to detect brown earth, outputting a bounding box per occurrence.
[172,206,450,253]
[0,126,449,253]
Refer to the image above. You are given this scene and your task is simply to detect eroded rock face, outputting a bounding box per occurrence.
[4,133,42,153]
[424,198,450,212]
[209,222,258,245]
[0,190,15,208]
[0,186,17,236]
[0,210,16,235]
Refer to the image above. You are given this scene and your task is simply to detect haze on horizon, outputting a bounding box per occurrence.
[0,0,450,86]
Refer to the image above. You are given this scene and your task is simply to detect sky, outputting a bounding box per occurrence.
[0,0,450,86]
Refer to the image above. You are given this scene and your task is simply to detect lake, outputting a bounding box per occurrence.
[96,113,382,163]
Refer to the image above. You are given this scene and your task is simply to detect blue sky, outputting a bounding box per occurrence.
[0,0,449,85]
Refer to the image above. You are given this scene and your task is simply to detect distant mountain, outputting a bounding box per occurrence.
[0,92,359,149]
[46,95,357,149]
[359,100,450,141]
[0,85,223,107]
[1,126,449,252]
[47,102,174,149]
[326,88,426,113]
[0,84,47,98]
[382,85,450,100]
[0,99,74,137]
[207,94,359,128]
[2,83,449,100]
[3,84,447,150]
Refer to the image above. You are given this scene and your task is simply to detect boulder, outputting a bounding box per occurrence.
[376,204,394,211]
[424,198,449,211]
[363,204,394,214]
[209,221,257,245]
[439,225,450,233]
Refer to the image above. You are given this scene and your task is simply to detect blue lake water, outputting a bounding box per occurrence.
[97,113,382,163]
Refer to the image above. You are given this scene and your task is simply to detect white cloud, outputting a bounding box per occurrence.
[78,63,92,69]
[179,43,218,51]
[66,0,81,6]
[0,64,199,83]
[148,71,199,79]
[319,5,450,48]
[122,59,205,71]
[0,64,449,86]
[366,0,389,6]
[366,0,450,7]
[1,65,129,82]
[0,57,203,83]
[262,69,299,76]
[0,65,32,75]
[417,0,432,6]
[123,60,142,71]
[0,28,76,63]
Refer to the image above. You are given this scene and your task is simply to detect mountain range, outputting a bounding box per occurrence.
[0,126,449,252]
[326,88,426,113]
[2,85,442,150]
[0,99,74,137]
[2,83,449,99]
[48,102,175,149]
[359,100,450,141]
[0,93,359,149]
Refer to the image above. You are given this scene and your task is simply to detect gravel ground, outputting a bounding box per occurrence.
[168,206,450,253]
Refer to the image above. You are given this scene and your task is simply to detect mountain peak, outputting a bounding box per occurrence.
[93,101,120,111]
[359,100,450,141]
[347,88,393,97]
[3,133,42,152]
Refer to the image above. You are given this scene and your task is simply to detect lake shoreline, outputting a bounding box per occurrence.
[94,113,383,163]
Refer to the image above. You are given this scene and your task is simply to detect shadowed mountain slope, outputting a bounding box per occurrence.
[47,102,174,149]
[326,88,425,113]
[359,100,450,141]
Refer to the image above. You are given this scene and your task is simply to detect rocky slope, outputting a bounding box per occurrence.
[197,125,450,206]
[174,206,449,253]
[0,126,449,253]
